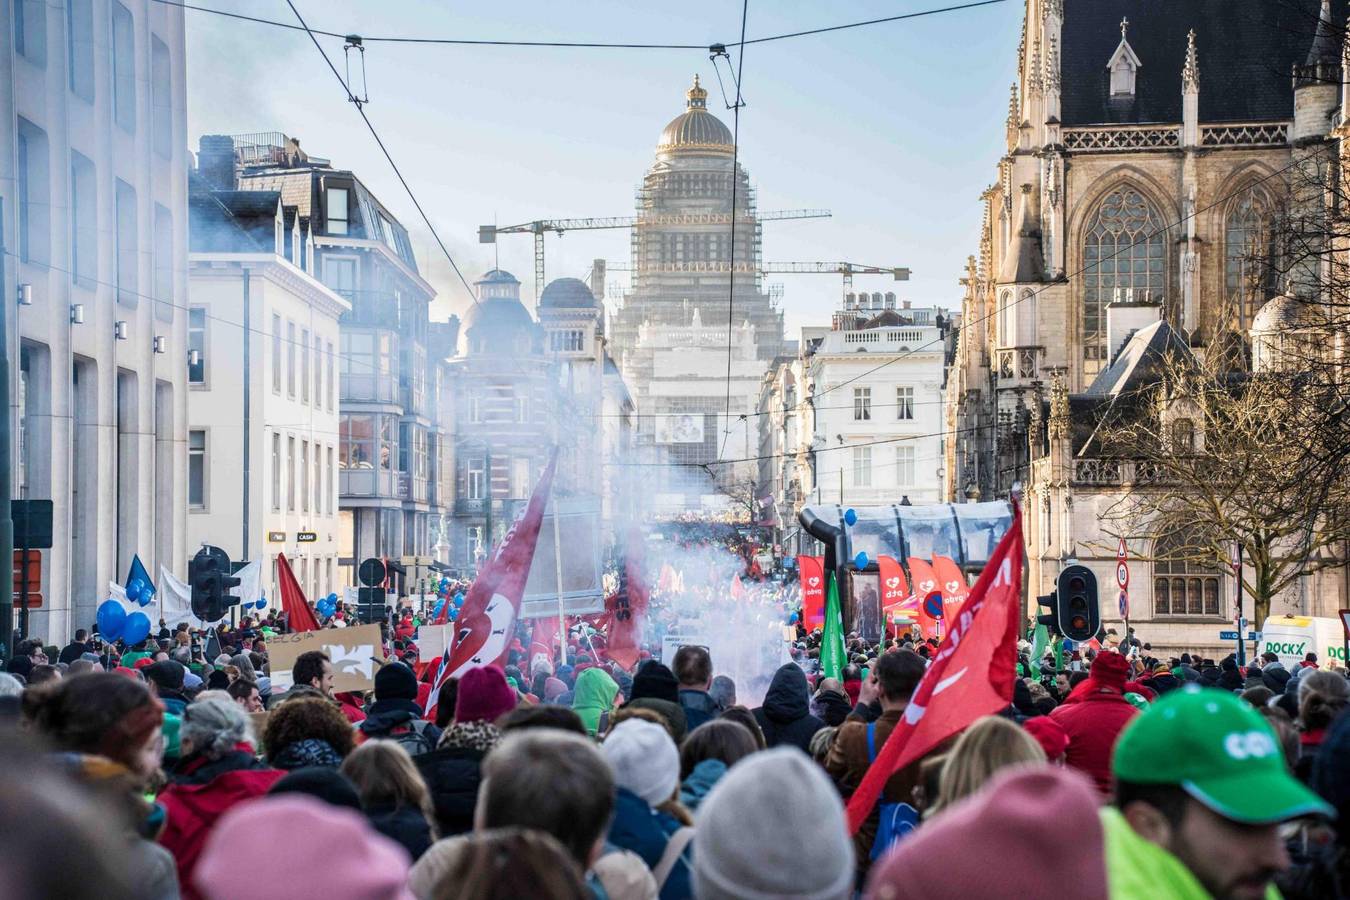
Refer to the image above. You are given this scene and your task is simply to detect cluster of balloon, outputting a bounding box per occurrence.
[316,591,340,618]
[247,593,268,611]
[95,599,152,646]
[125,578,155,607]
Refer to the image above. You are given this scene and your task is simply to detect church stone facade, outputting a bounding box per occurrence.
[945,0,1350,654]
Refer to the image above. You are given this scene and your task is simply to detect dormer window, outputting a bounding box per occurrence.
[1107,17,1141,97]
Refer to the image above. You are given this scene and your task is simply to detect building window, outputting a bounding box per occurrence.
[188,430,206,508]
[327,188,350,235]
[895,445,915,486]
[550,330,585,352]
[1224,192,1278,335]
[301,441,309,512]
[853,387,871,421]
[326,340,335,410]
[67,0,94,100]
[339,414,395,471]
[115,179,138,306]
[326,446,334,513]
[466,525,484,564]
[287,321,296,397]
[1082,186,1165,362]
[896,386,914,420]
[313,333,322,408]
[511,457,531,499]
[71,152,97,284]
[301,328,310,403]
[468,396,482,424]
[16,120,50,265]
[271,432,281,511]
[516,393,530,424]
[151,37,172,159]
[1152,530,1223,617]
[466,458,485,500]
[323,256,356,300]
[188,308,206,384]
[14,0,46,65]
[153,204,174,319]
[1171,418,1194,454]
[852,445,872,488]
[111,2,136,133]
[271,314,282,393]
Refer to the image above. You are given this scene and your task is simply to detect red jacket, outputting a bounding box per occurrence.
[157,747,285,899]
[1048,689,1139,796]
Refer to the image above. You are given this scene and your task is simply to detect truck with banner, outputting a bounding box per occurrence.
[1257,615,1346,670]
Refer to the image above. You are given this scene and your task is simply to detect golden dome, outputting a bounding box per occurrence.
[657,75,734,154]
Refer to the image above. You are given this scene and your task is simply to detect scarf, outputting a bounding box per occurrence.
[437,721,500,754]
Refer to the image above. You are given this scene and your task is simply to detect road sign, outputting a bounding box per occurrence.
[358,558,387,587]
[12,550,40,609]
[1220,630,1261,641]
[1115,563,1129,589]
[296,531,317,543]
[12,500,53,549]
[1118,589,1129,619]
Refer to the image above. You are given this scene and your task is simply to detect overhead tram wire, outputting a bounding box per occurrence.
[282,0,478,305]
[152,0,1007,49]
[719,0,751,460]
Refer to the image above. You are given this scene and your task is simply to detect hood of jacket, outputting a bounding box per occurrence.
[812,689,853,727]
[761,663,810,723]
[359,699,424,735]
[572,667,620,735]
[679,758,727,811]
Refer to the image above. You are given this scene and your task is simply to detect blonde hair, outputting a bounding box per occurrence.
[932,716,1045,814]
[339,740,439,838]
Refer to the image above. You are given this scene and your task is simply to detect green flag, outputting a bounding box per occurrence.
[821,570,846,680]
[1028,623,1049,678]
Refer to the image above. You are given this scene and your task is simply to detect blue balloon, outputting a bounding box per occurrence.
[854,551,870,569]
[125,583,141,603]
[844,508,858,527]
[254,598,267,610]
[788,612,799,624]
[432,598,446,617]
[453,593,465,607]
[121,611,152,647]
[448,606,459,620]
[97,600,127,642]
[327,592,339,603]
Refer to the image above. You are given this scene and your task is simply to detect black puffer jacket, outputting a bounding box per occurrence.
[366,803,434,860]
[415,746,484,837]
[752,664,826,753]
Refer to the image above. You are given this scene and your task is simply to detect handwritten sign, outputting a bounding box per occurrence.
[267,624,383,692]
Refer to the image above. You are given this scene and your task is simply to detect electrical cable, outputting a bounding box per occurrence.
[719,0,751,461]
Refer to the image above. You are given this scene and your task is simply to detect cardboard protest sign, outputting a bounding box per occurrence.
[248,711,270,748]
[267,624,383,692]
[418,624,453,662]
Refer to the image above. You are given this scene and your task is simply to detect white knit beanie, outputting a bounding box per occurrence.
[602,718,680,806]
[694,748,854,900]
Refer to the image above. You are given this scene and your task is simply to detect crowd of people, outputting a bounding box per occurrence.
[3,599,1350,900]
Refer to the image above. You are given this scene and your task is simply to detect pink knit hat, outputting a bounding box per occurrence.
[194,795,412,900]
[453,665,518,724]
[864,766,1107,900]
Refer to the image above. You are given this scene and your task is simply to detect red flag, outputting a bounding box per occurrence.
[798,556,826,631]
[846,511,1023,834]
[906,557,942,640]
[443,451,559,680]
[932,555,971,622]
[528,616,559,672]
[276,553,320,633]
[606,528,648,670]
[877,556,910,611]
[424,642,453,721]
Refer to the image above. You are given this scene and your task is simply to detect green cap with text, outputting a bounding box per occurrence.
[1113,686,1334,824]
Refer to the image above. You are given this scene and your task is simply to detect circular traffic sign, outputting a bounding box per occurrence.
[359,557,387,587]
[1116,562,1129,589]
[923,592,944,620]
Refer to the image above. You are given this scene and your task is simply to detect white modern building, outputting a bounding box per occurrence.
[2,0,189,641]
[186,159,349,605]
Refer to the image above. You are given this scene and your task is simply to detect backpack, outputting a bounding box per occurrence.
[866,721,919,861]
[385,719,436,757]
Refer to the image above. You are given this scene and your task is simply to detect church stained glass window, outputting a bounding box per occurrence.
[1224,193,1277,334]
[1082,186,1166,363]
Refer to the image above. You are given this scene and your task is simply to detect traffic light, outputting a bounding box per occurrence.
[355,586,387,624]
[189,546,241,623]
[1056,564,1099,643]
[1036,591,1058,635]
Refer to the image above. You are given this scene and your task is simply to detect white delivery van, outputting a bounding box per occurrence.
[1257,616,1346,670]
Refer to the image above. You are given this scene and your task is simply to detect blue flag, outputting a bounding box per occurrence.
[125,555,156,604]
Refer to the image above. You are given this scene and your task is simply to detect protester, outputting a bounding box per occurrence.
[930,715,1045,814]
[1280,708,1350,897]
[673,645,719,730]
[358,661,441,755]
[695,747,854,900]
[262,696,355,769]
[194,794,412,900]
[717,705,766,750]
[268,765,364,810]
[1108,687,1332,899]
[865,765,1107,899]
[812,677,853,727]
[709,674,737,711]
[1049,650,1138,795]
[752,662,826,753]
[144,660,192,716]
[602,718,694,899]
[226,678,264,712]
[626,660,689,743]
[157,695,285,897]
[291,650,366,722]
[1022,713,1070,765]
[341,740,438,860]
[1295,670,1348,782]
[414,827,592,900]
[58,629,93,665]
[824,648,927,872]
[677,719,759,811]
[497,703,588,736]
[572,666,621,737]
[416,665,514,837]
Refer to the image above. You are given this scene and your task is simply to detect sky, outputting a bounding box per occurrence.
[185,0,1024,336]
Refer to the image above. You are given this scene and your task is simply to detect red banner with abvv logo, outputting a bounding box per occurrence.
[797,556,826,632]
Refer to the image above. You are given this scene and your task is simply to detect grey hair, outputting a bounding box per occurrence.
[1298,669,1349,704]
[181,695,255,759]
[0,673,21,698]
[230,653,257,681]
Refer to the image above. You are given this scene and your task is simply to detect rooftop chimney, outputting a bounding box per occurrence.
[198,135,236,191]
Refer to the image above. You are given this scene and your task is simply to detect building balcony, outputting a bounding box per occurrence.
[1072,458,1168,487]
[341,373,399,405]
[340,467,397,498]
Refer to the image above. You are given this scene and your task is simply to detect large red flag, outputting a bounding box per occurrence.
[847,513,1023,834]
[528,616,559,673]
[606,527,648,670]
[797,556,826,632]
[906,557,942,640]
[877,556,910,612]
[442,451,559,680]
[932,555,971,623]
[276,553,321,633]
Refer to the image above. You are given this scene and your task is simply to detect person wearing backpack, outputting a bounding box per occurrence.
[357,661,441,755]
[825,648,937,881]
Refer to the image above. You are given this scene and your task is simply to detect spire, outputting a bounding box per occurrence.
[1046,35,1061,92]
[1120,17,1129,42]
[1028,35,1044,93]
[998,184,1044,284]
[1306,0,1338,67]
[686,74,708,110]
[1048,374,1070,440]
[1182,29,1200,90]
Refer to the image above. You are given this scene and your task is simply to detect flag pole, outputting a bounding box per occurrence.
[551,438,567,667]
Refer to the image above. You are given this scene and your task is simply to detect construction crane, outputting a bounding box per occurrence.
[606,260,910,302]
[478,209,831,301]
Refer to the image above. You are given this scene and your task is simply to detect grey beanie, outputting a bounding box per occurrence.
[694,748,854,900]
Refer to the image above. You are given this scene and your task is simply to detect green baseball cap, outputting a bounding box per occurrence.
[1113,686,1333,825]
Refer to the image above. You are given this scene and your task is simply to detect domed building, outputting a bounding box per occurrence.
[609,77,787,513]
[458,269,542,357]
[1250,291,1329,373]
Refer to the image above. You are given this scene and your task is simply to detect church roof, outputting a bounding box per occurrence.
[1060,0,1345,125]
[998,186,1043,284]
[1084,319,1193,398]
[1252,293,1325,333]
[658,76,734,153]
[539,277,597,309]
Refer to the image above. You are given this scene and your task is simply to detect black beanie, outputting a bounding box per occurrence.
[268,767,362,811]
[145,659,185,692]
[630,661,680,704]
[374,661,419,701]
